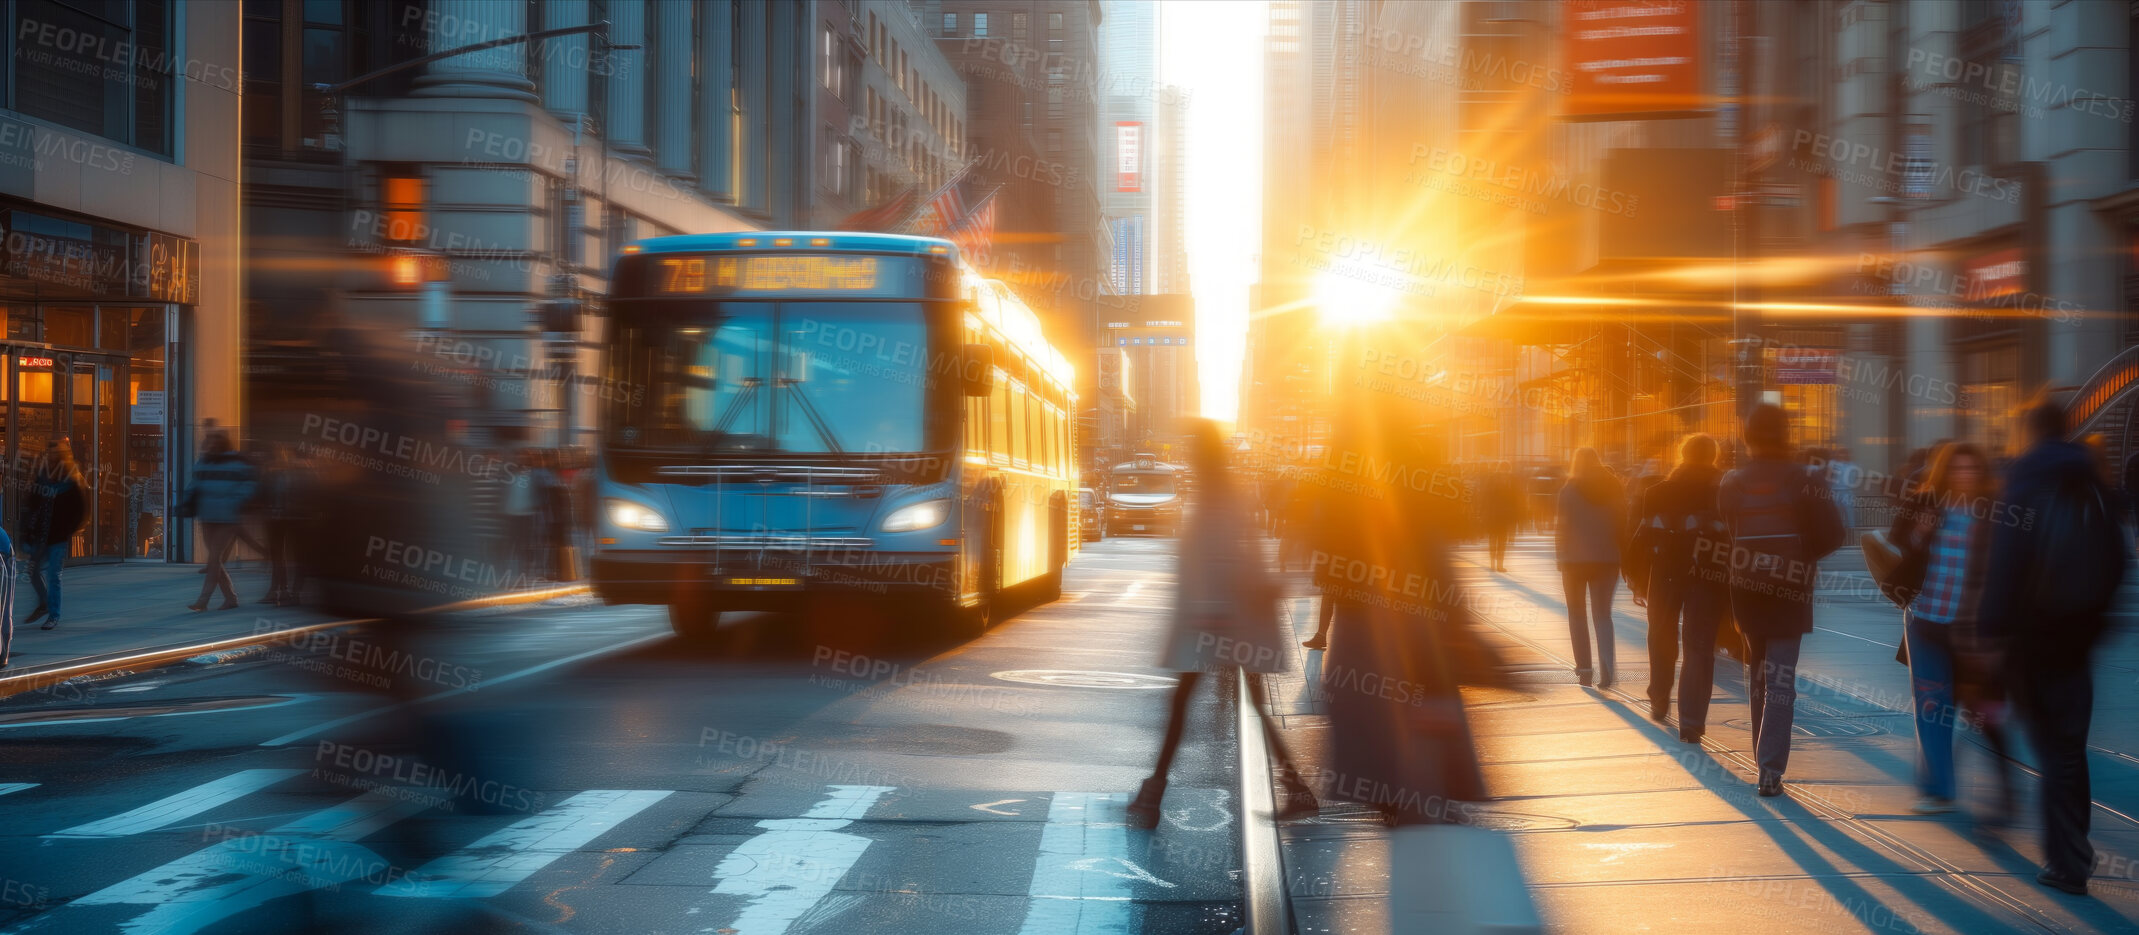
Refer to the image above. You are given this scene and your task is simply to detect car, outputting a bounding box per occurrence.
[1106,458,1183,536]
[1077,488,1106,541]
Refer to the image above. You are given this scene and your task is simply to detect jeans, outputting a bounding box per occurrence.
[196,524,240,605]
[1746,633,1803,779]
[1560,563,1619,680]
[1647,572,1725,731]
[26,542,65,620]
[2013,644,2096,881]
[0,551,13,662]
[266,519,302,600]
[1905,612,1958,800]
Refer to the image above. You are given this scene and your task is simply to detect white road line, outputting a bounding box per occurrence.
[259,631,669,748]
[0,782,37,797]
[377,789,673,898]
[1017,791,1136,934]
[48,769,304,839]
[63,791,431,935]
[709,784,894,934]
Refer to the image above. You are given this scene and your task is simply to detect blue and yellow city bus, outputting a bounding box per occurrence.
[593,232,1078,640]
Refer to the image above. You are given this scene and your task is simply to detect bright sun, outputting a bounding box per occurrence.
[1313,271,1398,327]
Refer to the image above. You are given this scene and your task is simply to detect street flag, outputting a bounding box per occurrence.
[835,186,918,232]
[949,187,1000,265]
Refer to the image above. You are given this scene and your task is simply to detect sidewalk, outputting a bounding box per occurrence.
[1270,535,2139,933]
[1,561,335,674]
[1,559,591,681]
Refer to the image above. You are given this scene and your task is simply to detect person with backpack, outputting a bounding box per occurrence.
[19,440,87,630]
[1980,399,2133,896]
[1631,434,1727,738]
[1885,441,2014,817]
[1556,448,1623,688]
[1718,405,1846,797]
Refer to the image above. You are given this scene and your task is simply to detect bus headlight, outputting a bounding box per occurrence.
[881,498,949,532]
[606,499,670,532]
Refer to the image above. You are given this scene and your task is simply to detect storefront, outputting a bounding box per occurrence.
[1955,244,2029,456]
[0,204,195,563]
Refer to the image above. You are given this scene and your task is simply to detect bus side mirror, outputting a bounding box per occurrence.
[963,344,994,396]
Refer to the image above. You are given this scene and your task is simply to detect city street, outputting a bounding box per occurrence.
[0,537,1245,934]
[10,532,2139,933]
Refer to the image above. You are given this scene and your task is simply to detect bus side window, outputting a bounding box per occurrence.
[968,393,985,455]
[991,379,1011,464]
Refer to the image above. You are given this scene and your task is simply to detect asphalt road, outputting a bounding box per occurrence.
[0,536,1248,935]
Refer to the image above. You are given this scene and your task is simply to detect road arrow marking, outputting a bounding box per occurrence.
[1068,856,1177,888]
[972,798,1025,816]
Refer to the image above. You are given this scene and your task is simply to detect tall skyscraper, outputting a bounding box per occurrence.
[1097,0,1156,296]
[1152,82,1189,296]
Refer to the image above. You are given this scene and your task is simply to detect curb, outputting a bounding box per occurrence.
[0,584,591,699]
[1236,667,1292,935]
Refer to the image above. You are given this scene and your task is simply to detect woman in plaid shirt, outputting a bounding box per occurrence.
[1890,442,2014,817]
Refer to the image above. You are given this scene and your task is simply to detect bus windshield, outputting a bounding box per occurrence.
[608,301,942,454]
[1112,473,1175,495]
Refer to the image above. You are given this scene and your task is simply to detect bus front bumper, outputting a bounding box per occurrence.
[590,550,960,608]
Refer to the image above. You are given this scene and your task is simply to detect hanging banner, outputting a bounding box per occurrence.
[1116,122,1142,193]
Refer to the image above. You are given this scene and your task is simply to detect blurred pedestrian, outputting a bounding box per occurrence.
[1631,433,1727,738]
[1719,404,1846,797]
[182,431,261,612]
[19,440,86,630]
[1314,404,1506,828]
[257,444,314,606]
[502,448,540,582]
[1129,420,1316,828]
[1828,447,1858,529]
[0,522,14,668]
[1980,399,2132,895]
[1556,447,1623,688]
[1481,463,1523,573]
[1887,442,2013,816]
[540,451,576,581]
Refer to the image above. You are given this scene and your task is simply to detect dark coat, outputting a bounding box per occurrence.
[1317,463,1499,820]
[22,476,85,548]
[1717,457,1845,639]
[1980,439,2110,649]
[1634,464,1723,588]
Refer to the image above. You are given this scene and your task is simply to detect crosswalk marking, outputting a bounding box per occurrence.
[1017,791,1136,934]
[0,782,37,797]
[377,789,673,899]
[709,784,894,934]
[47,769,304,839]
[65,791,436,935]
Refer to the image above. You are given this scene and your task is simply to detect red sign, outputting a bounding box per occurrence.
[17,355,53,369]
[1963,247,2026,303]
[1115,122,1142,193]
[1563,1,1702,119]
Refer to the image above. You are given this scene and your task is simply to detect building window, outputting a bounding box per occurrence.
[974,13,988,37]
[1013,12,1027,39]
[1957,1,2019,171]
[1049,12,1063,30]
[11,0,175,155]
[380,170,427,245]
[944,12,957,34]
[1047,128,1062,152]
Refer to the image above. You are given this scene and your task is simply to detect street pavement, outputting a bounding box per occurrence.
[0,536,1247,934]
[1273,534,2139,934]
[12,532,2139,932]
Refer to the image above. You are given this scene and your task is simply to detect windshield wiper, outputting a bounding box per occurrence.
[778,377,845,455]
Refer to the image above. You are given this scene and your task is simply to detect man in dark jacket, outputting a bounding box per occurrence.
[1981,400,2128,895]
[1717,405,1846,797]
[1635,434,1726,740]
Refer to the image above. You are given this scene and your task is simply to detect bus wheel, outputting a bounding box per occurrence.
[668,599,722,642]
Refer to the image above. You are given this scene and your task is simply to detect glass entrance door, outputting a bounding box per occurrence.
[0,348,128,564]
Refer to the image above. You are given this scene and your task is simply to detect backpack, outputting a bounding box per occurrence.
[2024,470,2131,622]
[1633,478,1725,585]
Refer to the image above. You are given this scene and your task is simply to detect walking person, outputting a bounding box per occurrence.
[1482,464,1523,573]
[1719,405,1847,797]
[183,431,261,612]
[1129,420,1317,828]
[502,449,541,583]
[1980,400,2131,895]
[0,523,15,668]
[1886,441,2015,817]
[19,440,86,630]
[1631,434,1728,738]
[257,445,313,606]
[1556,448,1623,688]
